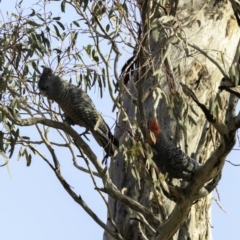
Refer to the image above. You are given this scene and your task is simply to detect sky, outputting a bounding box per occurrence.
[0,1,240,240]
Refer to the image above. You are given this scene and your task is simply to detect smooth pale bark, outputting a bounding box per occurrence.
[104,1,240,239]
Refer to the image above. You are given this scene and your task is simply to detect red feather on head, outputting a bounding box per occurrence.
[148,118,161,145]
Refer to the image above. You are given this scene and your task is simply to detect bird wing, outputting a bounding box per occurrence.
[69,86,110,137]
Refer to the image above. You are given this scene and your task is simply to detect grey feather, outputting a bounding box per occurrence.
[152,132,200,181]
[38,66,118,156]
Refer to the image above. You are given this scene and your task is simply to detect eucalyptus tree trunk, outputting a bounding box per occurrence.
[104,1,240,239]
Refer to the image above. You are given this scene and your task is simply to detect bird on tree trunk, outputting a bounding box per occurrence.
[148,119,200,181]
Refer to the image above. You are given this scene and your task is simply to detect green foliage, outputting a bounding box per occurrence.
[0,0,138,168]
[17,146,32,166]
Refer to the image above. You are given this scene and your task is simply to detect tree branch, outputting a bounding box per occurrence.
[0,101,105,175]
[180,82,226,135]
[101,174,160,226]
[154,129,235,239]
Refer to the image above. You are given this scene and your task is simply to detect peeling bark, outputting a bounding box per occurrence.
[104,1,240,239]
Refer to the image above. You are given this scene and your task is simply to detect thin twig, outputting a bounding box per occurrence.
[226,160,240,166]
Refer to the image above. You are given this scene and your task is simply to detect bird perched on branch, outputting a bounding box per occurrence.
[148,119,200,180]
[38,66,118,158]
[147,119,221,192]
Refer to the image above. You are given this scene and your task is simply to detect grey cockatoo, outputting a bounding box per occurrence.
[151,122,220,191]
[152,133,200,180]
[38,66,118,158]
[148,119,200,181]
